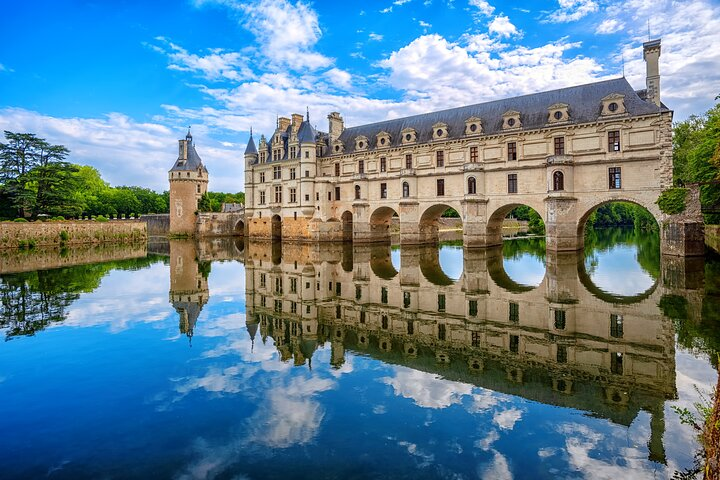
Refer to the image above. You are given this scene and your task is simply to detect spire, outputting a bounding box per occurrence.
[186,126,192,143]
[244,129,258,156]
[306,106,310,121]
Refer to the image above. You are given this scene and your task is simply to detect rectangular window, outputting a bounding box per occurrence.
[291,302,297,314]
[554,137,565,155]
[259,191,266,205]
[275,277,282,294]
[469,300,478,317]
[608,130,621,152]
[611,352,623,374]
[407,321,414,335]
[470,146,478,163]
[289,188,297,203]
[380,157,387,172]
[305,170,310,178]
[355,285,362,300]
[335,186,340,201]
[381,286,388,304]
[438,294,446,312]
[554,310,566,330]
[274,299,282,313]
[609,167,621,189]
[437,179,445,196]
[290,146,296,159]
[509,335,519,353]
[305,194,309,201]
[290,277,297,294]
[336,305,341,319]
[403,291,411,309]
[273,166,281,180]
[508,174,518,194]
[358,159,364,174]
[405,154,412,169]
[509,302,519,323]
[260,273,266,288]
[557,345,567,364]
[380,182,387,199]
[328,192,332,201]
[438,324,446,341]
[472,331,480,347]
[290,168,296,180]
[335,282,341,296]
[436,150,444,167]
[382,315,388,329]
[335,163,340,176]
[507,142,517,161]
[274,185,282,203]
[259,172,265,183]
[610,314,624,338]
[360,310,366,323]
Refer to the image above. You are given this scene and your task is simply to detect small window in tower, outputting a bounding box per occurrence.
[554,110,563,120]
[608,102,618,112]
[197,184,200,194]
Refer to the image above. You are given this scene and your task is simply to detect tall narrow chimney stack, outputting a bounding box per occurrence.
[643,39,661,107]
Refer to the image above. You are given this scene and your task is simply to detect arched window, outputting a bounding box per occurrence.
[553,171,564,191]
[402,181,410,198]
[467,176,476,194]
[354,185,361,200]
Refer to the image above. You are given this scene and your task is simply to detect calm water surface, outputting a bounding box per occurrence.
[0,228,718,479]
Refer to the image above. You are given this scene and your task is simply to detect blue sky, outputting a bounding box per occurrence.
[1,0,719,191]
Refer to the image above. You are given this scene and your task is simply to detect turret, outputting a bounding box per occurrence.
[168,129,209,235]
[643,39,661,107]
[168,240,209,346]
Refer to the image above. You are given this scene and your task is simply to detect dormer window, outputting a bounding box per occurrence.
[376,131,391,149]
[432,122,448,140]
[465,116,482,136]
[401,128,417,144]
[333,141,345,154]
[503,111,521,130]
[355,136,368,151]
[548,103,569,124]
[601,94,626,116]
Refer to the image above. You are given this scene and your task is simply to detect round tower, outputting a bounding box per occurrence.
[169,129,209,235]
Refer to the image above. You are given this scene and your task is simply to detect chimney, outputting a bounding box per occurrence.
[328,112,344,143]
[291,113,304,133]
[643,39,661,107]
[278,116,291,131]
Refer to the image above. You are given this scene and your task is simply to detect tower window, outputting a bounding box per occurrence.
[405,154,412,169]
[436,150,444,167]
[355,185,361,200]
[609,167,621,189]
[402,181,410,198]
[380,157,387,172]
[470,146,478,163]
[358,159,364,174]
[508,174,518,194]
[467,176,476,194]
[509,302,519,322]
[380,183,387,199]
[436,179,445,196]
[608,130,621,152]
[335,163,340,176]
[553,171,564,191]
[554,309,566,329]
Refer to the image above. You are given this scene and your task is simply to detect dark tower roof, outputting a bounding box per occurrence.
[245,130,258,155]
[169,136,208,173]
[297,119,317,144]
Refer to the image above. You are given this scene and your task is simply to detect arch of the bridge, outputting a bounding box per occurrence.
[576,196,661,239]
[486,200,547,247]
[367,205,400,243]
[341,210,353,243]
[234,219,245,236]
[417,202,464,244]
[576,258,660,304]
[486,246,546,293]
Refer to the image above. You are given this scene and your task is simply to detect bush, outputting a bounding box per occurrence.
[95,215,109,222]
[13,218,28,222]
[51,216,65,221]
[59,231,69,241]
[657,187,688,215]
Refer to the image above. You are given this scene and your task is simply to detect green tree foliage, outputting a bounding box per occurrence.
[672,102,720,223]
[198,191,245,212]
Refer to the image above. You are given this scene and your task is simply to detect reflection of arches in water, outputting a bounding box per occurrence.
[234,220,245,236]
[233,237,245,254]
[487,246,545,293]
[369,245,398,279]
[341,242,353,272]
[271,215,282,241]
[419,204,463,244]
[487,203,546,244]
[577,253,658,304]
[272,241,282,265]
[369,206,398,243]
[577,199,660,239]
[418,245,462,286]
[341,210,353,242]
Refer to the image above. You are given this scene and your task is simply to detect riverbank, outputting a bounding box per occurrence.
[0,220,146,249]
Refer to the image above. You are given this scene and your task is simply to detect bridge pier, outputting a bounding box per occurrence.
[545,196,582,252]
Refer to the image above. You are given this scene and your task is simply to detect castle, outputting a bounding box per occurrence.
[168,39,703,256]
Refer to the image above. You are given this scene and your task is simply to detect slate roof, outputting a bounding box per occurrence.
[244,133,258,155]
[332,77,666,156]
[170,140,208,173]
[297,120,317,144]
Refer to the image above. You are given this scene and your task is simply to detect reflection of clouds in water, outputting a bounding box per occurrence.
[62,264,170,332]
[382,366,473,408]
[206,261,246,298]
[391,248,401,272]
[503,254,545,287]
[493,408,522,430]
[555,423,656,480]
[479,450,513,480]
[587,245,655,296]
[438,246,463,281]
[474,430,499,451]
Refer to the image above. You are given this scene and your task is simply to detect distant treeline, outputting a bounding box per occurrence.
[0,131,243,220]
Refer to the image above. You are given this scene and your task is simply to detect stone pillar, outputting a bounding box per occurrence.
[660,184,705,257]
[462,198,493,248]
[399,246,421,287]
[545,251,580,304]
[399,201,426,245]
[545,195,581,252]
[462,248,490,294]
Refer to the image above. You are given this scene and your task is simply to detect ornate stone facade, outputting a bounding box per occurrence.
[242,39,701,255]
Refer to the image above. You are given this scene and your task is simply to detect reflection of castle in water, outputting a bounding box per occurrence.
[241,241,695,464]
[164,238,706,464]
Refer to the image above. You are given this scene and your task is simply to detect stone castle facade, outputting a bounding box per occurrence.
[241,39,703,255]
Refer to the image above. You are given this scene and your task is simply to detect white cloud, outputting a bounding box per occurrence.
[369,32,384,41]
[150,38,254,82]
[380,6,393,13]
[382,366,473,408]
[493,407,523,430]
[419,20,431,28]
[0,63,13,73]
[324,67,353,89]
[488,15,519,38]
[394,0,412,5]
[544,0,598,23]
[595,19,624,35]
[480,450,513,480]
[469,0,495,16]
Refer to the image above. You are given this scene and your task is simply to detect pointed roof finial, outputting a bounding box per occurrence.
[186,126,192,142]
[250,126,253,137]
[306,106,310,121]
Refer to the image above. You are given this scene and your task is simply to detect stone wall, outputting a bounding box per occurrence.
[143,214,170,236]
[0,242,148,274]
[0,220,146,250]
[196,212,244,237]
